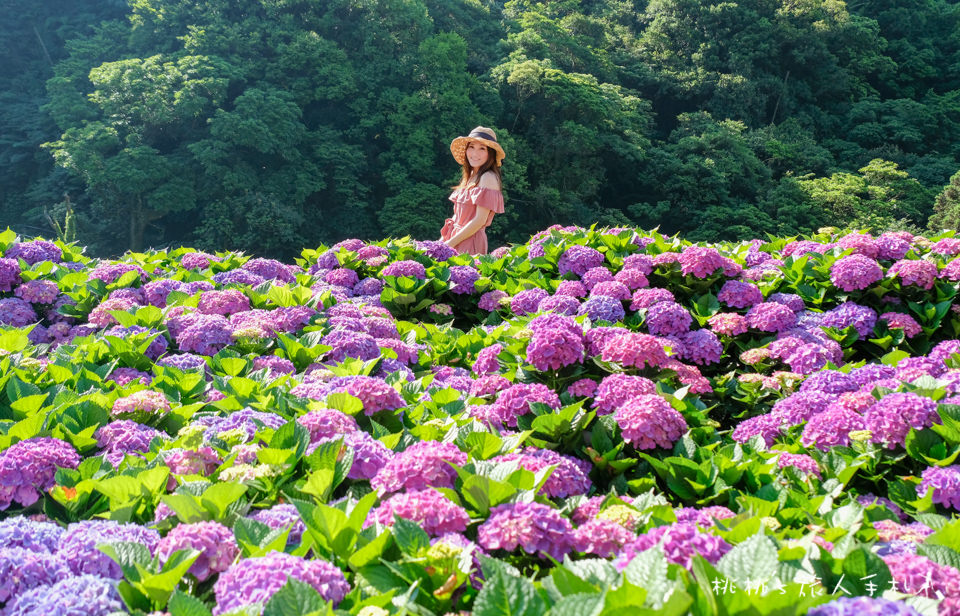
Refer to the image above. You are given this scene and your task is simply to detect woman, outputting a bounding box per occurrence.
[440,126,505,255]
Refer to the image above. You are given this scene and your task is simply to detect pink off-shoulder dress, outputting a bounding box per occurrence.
[440,186,505,255]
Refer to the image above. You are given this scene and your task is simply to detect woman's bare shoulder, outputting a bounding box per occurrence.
[478,171,501,190]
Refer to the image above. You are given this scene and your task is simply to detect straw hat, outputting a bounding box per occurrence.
[450,126,506,167]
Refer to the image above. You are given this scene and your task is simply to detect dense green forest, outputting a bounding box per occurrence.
[2,0,960,258]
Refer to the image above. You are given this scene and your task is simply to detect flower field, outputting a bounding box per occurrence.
[2,226,960,616]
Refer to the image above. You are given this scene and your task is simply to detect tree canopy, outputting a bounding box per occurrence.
[3,0,959,256]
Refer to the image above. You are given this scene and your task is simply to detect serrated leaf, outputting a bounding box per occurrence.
[622,547,670,607]
[549,592,605,616]
[473,570,546,616]
[718,532,778,586]
[262,578,327,616]
[168,589,213,616]
[392,516,430,557]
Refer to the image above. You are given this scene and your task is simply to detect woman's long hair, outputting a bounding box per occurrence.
[454,145,502,190]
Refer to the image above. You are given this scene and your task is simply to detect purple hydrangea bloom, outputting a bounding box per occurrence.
[614,268,649,290]
[354,277,383,296]
[325,267,360,289]
[95,420,164,467]
[448,265,480,294]
[332,430,392,480]
[622,253,654,275]
[89,262,147,285]
[800,370,859,394]
[324,375,404,415]
[3,574,124,616]
[917,465,960,510]
[645,301,692,335]
[213,268,266,286]
[777,452,821,478]
[157,521,239,581]
[572,518,636,557]
[525,314,584,371]
[615,394,687,449]
[510,288,550,315]
[558,245,605,276]
[105,367,153,387]
[195,408,287,443]
[58,520,160,578]
[555,280,587,297]
[296,408,358,442]
[477,502,573,560]
[198,289,251,316]
[251,355,296,376]
[676,329,722,365]
[14,279,59,304]
[888,259,938,290]
[175,314,234,355]
[767,292,805,313]
[0,297,38,327]
[589,280,631,300]
[629,288,675,311]
[821,301,878,338]
[478,290,508,311]
[488,383,560,428]
[382,259,427,279]
[249,503,307,546]
[368,489,470,535]
[770,390,835,426]
[850,363,897,385]
[242,258,297,283]
[567,377,598,397]
[158,353,208,371]
[616,522,731,570]
[830,254,884,291]
[745,302,797,332]
[371,440,467,495]
[213,552,349,614]
[181,251,220,270]
[717,280,763,308]
[537,294,580,315]
[807,596,922,616]
[678,246,727,278]
[876,234,912,260]
[578,295,625,323]
[0,437,80,509]
[473,342,503,374]
[732,413,783,446]
[321,329,380,363]
[0,547,70,602]
[0,517,64,552]
[592,373,657,415]
[864,392,939,449]
[0,257,22,291]
[882,553,960,599]
[416,240,457,261]
[5,240,62,265]
[600,332,671,369]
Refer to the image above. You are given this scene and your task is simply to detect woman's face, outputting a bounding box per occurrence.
[466,141,490,170]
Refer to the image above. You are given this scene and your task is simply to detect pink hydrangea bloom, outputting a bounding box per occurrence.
[615,394,687,449]
[830,254,883,291]
[717,280,763,308]
[600,332,671,369]
[370,441,467,495]
[888,259,938,289]
[477,502,572,560]
[368,489,470,535]
[156,521,239,581]
[572,518,636,557]
[592,373,657,415]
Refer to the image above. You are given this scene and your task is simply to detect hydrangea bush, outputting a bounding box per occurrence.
[1,225,960,615]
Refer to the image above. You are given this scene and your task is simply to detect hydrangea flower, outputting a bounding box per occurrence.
[104,325,168,359]
[581,266,614,290]
[96,420,164,467]
[677,329,722,365]
[175,314,234,355]
[0,437,80,509]
[537,294,580,315]
[324,375,404,415]
[767,292,805,313]
[477,502,572,560]
[879,312,922,337]
[325,267,360,289]
[371,440,467,494]
[645,301,692,335]
[0,516,64,552]
[327,430,393,480]
[918,465,960,510]
[613,268,648,290]
[567,377,598,397]
[249,503,306,546]
[630,287,675,310]
[592,373,657,415]
[321,329,380,363]
[776,452,821,478]
[807,596,921,616]
[600,332,671,369]
[213,552,349,614]
[590,281,631,300]
[678,246,727,278]
[578,295,625,323]
[0,297,38,327]
[198,289,251,316]
[864,392,939,449]
[3,574,124,616]
[616,522,731,570]
[58,520,160,577]
[0,257,22,291]
[0,547,70,602]
[416,240,456,261]
[717,280,763,308]
[105,366,153,387]
[470,374,511,397]
[158,353,208,371]
[615,394,687,449]
[448,265,480,294]
[111,389,171,419]
[472,342,503,374]
[830,254,884,291]
[382,260,426,279]
[708,312,748,336]
[367,489,470,535]
[181,251,221,270]
[622,253,654,275]
[745,302,797,332]
[525,313,584,370]
[732,413,783,446]
[157,521,239,581]
[876,234,912,260]
[572,518,636,557]
[555,280,587,297]
[558,245,605,276]
[297,408,358,442]
[493,448,592,498]
[511,288,550,315]
[888,259,938,289]
[488,382,560,427]
[14,279,59,304]
[213,268,266,286]
[478,290,508,311]
[882,553,960,599]
[821,301,878,338]
[164,447,221,479]
[242,258,297,283]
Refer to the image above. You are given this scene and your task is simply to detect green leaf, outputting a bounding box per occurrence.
[325,392,364,415]
[622,547,670,607]
[917,544,960,571]
[97,541,151,582]
[0,327,31,353]
[168,589,213,616]
[392,516,430,557]
[200,482,247,519]
[718,532,778,586]
[263,578,327,616]
[473,570,547,616]
[549,593,605,616]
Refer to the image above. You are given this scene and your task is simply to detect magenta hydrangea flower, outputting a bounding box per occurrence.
[448,265,480,294]
[614,268,649,290]
[745,302,797,332]
[526,313,585,370]
[89,262,147,285]
[477,502,573,560]
[213,268,266,286]
[590,280,631,300]
[581,266,614,290]
[864,392,939,449]
[368,489,470,535]
[175,314,234,355]
[213,552,349,614]
[888,259,938,290]
[488,382,560,427]
[415,240,456,261]
[251,355,296,376]
[469,374,511,397]
[331,431,393,480]
[882,553,960,599]
[157,521,239,581]
[644,301,692,336]
[677,329,722,365]
[297,408,358,442]
[600,331,671,369]
[382,259,427,279]
[717,280,763,308]
[622,253,655,275]
[931,237,960,256]
[941,258,960,282]
[821,301,877,338]
[674,506,736,528]
[0,297,38,327]
[578,295,625,322]
[572,518,636,557]
[800,369,859,395]
[567,378,598,397]
[181,251,220,269]
[918,465,960,510]
[767,292,805,313]
[325,375,404,415]
[537,294,580,315]
[829,254,884,291]
[478,290,508,311]
[165,447,221,479]
[158,353,208,372]
[58,520,160,578]
[111,389,171,420]
[678,246,727,278]
[95,420,164,467]
[325,267,360,289]
[558,245,605,276]
[880,312,922,338]
[874,234,912,261]
[836,232,878,257]
[0,437,80,509]
[629,287,674,310]
[592,373,657,415]
[198,289,251,316]
[242,258,297,283]
[616,522,731,570]
[555,280,587,297]
[371,440,467,495]
[615,394,687,449]
[472,342,503,374]
[708,312,748,336]
[493,447,592,498]
[510,288,550,315]
[777,452,821,478]
[0,258,21,291]
[732,413,783,446]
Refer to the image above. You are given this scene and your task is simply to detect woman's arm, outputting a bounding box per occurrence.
[444,205,492,249]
